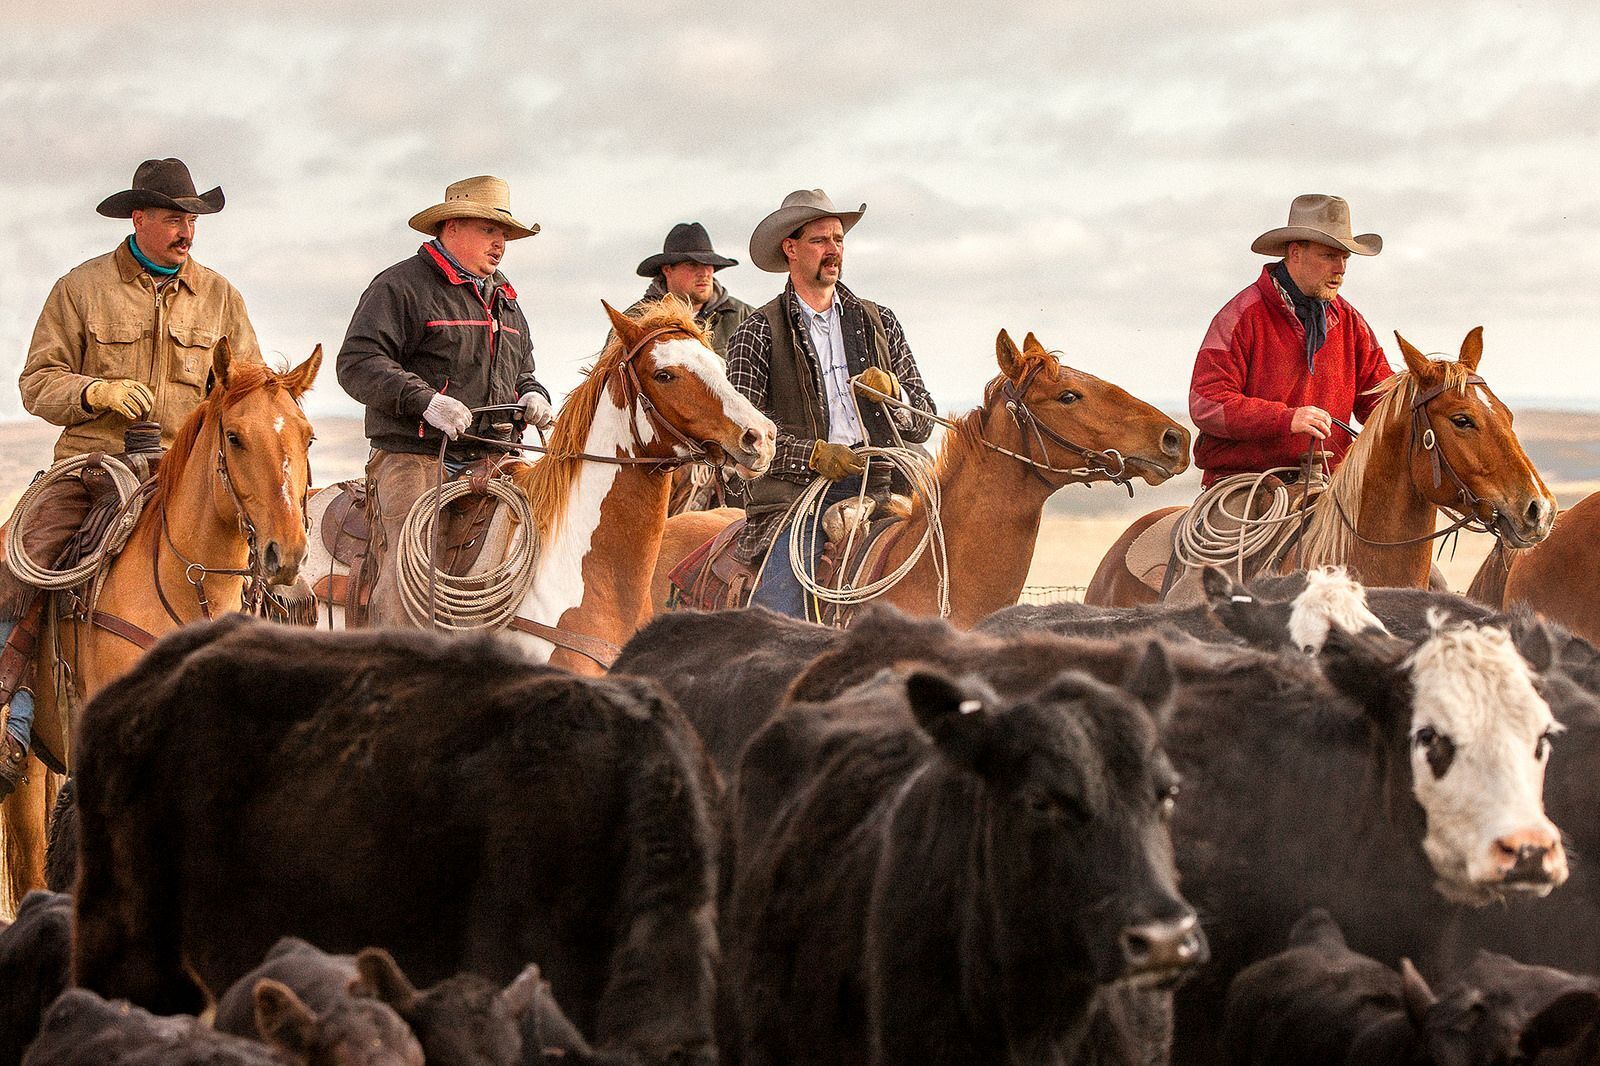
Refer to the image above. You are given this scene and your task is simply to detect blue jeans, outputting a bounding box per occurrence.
[752,477,866,620]
[0,620,32,749]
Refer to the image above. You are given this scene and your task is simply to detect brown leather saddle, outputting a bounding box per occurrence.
[312,457,517,625]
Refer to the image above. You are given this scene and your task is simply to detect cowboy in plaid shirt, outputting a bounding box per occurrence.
[730,189,935,618]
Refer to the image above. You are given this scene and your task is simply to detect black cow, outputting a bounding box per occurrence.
[0,891,71,1066]
[1224,908,1600,1065]
[70,615,718,1066]
[23,986,316,1065]
[721,645,1206,1064]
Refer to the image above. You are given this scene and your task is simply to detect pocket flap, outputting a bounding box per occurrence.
[89,321,145,344]
[168,323,219,348]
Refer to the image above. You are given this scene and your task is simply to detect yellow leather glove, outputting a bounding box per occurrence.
[84,378,155,420]
[810,440,866,481]
[854,367,900,400]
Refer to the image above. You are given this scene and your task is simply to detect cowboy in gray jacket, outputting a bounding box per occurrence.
[626,222,753,358]
[727,189,935,620]
[335,176,551,627]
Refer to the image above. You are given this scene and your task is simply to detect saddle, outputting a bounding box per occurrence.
[312,457,519,623]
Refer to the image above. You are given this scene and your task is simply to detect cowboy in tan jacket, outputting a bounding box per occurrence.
[0,158,261,796]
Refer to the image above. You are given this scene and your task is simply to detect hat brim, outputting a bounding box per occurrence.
[636,250,739,277]
[1252,227,1382,257]
[96,186,225,219]
[750,204,866,273]
[408,202,539,241]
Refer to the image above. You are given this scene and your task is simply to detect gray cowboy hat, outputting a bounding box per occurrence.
[749,189,866,273]
[96,158,225,218]
[408,175,539,240]
[636,222,739,276]
[1252,194,1382,257]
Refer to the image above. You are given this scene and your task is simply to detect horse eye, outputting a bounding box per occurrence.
[1058,391,1080,405]
[653,370,675,384]
[225,430,243,448]
[1450,414,1475,429]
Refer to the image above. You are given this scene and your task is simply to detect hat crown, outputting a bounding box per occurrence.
[663,222,714,254]
[781,188,841,214]
[443,175,512,212]
[1286,194,1354,237]
[130,158,200,199]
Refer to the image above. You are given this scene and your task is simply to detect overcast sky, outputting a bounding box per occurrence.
[2,0,1597,425]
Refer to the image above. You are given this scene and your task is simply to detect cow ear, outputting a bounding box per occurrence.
[1123,641,1174,725]
[1287,907,1346,950]
[254,979,319,1057]
[351,947,420,1014]
[1513,615,1556,675]
[499,963,544,1021]
[604,300,645,352]
[1458,326,1484,373]
[1399,959,1438,1030]
[905,669,994,770]
[1521,988,1600,1054]
[996,330,1023,380]
[1201,565,1237,603]
[1206,571,1287,649]
[282,344,322,401]
[1319,626,1409,726]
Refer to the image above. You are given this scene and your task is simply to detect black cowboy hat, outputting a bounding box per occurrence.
[635,221,739,277]
[96,158,225,218]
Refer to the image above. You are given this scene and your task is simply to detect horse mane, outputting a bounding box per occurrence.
[511,298,709,539]
[153,361,282,511]
[1298,361,1478,567]
[935,346,1064,478]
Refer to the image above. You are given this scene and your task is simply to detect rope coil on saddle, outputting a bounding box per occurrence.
[1169,464,1330,580]
[395,473,541,631]
[5,455,148,590]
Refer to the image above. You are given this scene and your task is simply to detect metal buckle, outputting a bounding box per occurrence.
[1421,428,1436,450]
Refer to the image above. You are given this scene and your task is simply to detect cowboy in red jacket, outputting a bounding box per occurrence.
[1189,194,1394,487]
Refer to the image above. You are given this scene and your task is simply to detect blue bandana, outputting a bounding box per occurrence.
[127,235,180,277]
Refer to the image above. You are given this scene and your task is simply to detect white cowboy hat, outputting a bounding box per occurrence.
[408,176,539,240]
[749,188,866,273]
[1252,194,1381,257]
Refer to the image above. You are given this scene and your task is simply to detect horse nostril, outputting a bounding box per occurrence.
[262,543,281,575]
[741,427,761,452]
[1161,428,1185,459]
[1525,498,1548,528]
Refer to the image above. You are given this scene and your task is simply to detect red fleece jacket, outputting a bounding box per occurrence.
[1189,265,1394,486]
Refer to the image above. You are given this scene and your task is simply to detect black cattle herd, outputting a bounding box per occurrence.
[4,565,1600,1064]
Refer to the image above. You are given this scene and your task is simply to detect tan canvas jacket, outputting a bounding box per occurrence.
[19,241,263,460]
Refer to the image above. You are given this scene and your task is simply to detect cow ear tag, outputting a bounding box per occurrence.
[958,699,983,715]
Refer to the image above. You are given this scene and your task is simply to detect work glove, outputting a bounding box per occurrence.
[519,391,555,430]
[423,393,473,440]
[810,440,866,481]
[853,367,900,400]
[83,378,154,420]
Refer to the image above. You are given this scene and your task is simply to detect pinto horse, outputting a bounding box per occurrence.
[301,299,775,674]
[1469,490,1600,644]
[1087,328,1555,606]
[0,341,321,905]
[648,329,1191,627]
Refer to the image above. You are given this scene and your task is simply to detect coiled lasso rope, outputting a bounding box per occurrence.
[777,446,951,619]
[1170,463,1329,580]
[5,454,147,589]
[396,476,541,631]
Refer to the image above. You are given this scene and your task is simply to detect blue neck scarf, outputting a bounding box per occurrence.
[127,236,180,277]
[1271,259,1328,373]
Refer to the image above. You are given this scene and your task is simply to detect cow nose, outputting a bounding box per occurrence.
[1491,829,1567,885]
[1160,427,1187,460]
[1119,914,1207,978]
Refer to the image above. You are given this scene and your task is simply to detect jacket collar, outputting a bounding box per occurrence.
[1254,263,1340,330]
[783,279,859,318]
[640,275,736,318]
[114,239,196,293]
[419,243,516,300]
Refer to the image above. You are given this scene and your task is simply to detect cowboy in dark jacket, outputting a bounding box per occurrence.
[728,189,935,620]
[627,222,753,358]
[335,175,551,626]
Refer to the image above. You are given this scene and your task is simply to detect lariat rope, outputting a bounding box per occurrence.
[5,454,147,589]
[1170,463,1330,579]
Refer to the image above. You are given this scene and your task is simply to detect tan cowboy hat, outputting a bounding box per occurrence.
[749,189,865,273]
[408,176,539,240]
[1252,194,1381,257]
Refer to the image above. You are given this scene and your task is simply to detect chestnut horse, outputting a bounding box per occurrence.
[1087,328,1555,606]
[1469,490,1600,644]
[648,329,1191,628]
[0,341,321,905]
[300,300,775,673]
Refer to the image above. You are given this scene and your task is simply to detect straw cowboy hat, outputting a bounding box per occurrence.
[96,158,225,218]
[1252,194,1381,257]
[749,189,866,273]
[636,222,739,277]
[408,176,539,240]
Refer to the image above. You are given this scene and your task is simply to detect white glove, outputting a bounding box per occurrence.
[519,391,555,430]
[422,393,472,440]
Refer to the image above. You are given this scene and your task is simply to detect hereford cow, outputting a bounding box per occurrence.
[721,647,1207,1064]
[0,891,72,1066]
[70,616,717,1066]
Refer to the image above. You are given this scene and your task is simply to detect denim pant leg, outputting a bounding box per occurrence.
[0,620,33,749]
[751,477,865,620]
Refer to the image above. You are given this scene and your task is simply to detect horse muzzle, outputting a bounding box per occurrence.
[259,539,306,586]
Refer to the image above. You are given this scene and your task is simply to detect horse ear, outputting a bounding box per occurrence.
[212,335,234,388]
[254,979,318,1057]
[1458,326,1484,373]
[351,947,419,1013]
[1394,332,1431,379]
[1021,332,1044,354]
[604,301,645,351]
[1399,959,1438,1029]
[282,345,322,400]
[996,329,1023,379]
